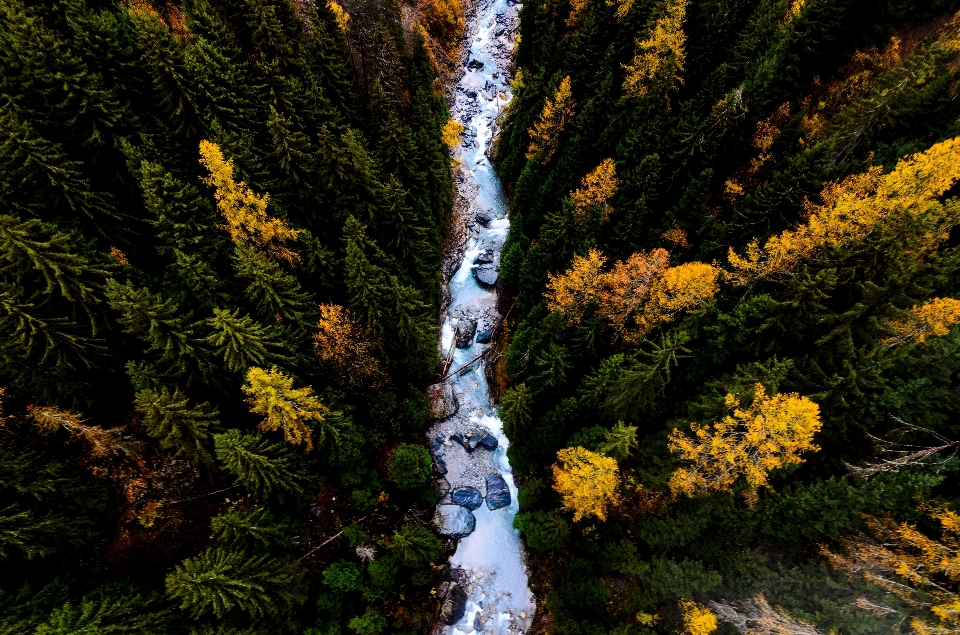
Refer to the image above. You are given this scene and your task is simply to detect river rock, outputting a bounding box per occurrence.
[485,473,511,510]
[475,210,494,226]
[427,383,458,420]
[474,264,498,286]
[467,58,484,70]
[456,319,477,348]
[451,486,483,510]
[478,433,499,450]
[434,505,476,537]
[465,90,478,99]
[474,250,495,265]
[467,433,484,451]
[439,582,468,625]
[434,456,448,475]
[433,478,451,498]
[475,326,494,343]
[450,432,467,448]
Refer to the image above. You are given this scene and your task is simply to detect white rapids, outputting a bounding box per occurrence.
[428,0,534,632]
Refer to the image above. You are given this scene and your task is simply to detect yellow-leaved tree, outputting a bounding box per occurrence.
[679,600,718,635]
[552,446,619,521]
[823,508,960,635]
[526,76,575,163]
[545,248,721,341]
[570,158,619,221]
[199,140,300,264]
[728,136,960,286]
[441,119,465,149]
[328,0,350,31]
[313,304,382,386]
[242,366,331,451]
[881,297,960,347]
[668,383,821,505]
[621,0,685,97]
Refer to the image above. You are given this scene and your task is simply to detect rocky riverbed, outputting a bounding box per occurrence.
[427,0,534,632]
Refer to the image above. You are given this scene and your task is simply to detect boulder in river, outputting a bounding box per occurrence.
[474,264,498,286]
[478,433,499,450]
[427,383,458,420]
[466,58,484,70]
[451,486,484,510]
[485,473,511,510]
[434,504,476,537]
[475,210,494,226]
[455,319,477,348]
[434,456,448,475]
[473,250,495,265]
[439,581,468,625]
[475,326,494,343]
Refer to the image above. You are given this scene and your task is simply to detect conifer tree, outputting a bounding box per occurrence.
[134,386,219,465]
[213,429,306,500]
[232,243,310,324]
[267,105,317,199]
[242,366,335,451]
[205,308,284,373]
[211,507,292,550]
[165,547,305,619]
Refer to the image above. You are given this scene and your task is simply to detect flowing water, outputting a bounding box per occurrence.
[428,0,534,633]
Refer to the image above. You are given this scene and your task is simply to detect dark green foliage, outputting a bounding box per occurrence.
[386,444,432,490]
[135,386,218,465]
[165,547,305,619]
[211,507,292,551]
[213,430,306,501]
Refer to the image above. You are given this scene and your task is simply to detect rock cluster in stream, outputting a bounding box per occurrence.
[427,383,513,537]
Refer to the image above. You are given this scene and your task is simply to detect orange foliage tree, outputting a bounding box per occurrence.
[313,304,382,385]
[881,298,960,347]
[668,383,821,505]
[526,76,575,163]
[28,404,136,459]
[570,158,619,221]
[552,446,620,521]
[728,136,960,286]
[199,140,300,264]
[621,0,685,96]
[545,248,721,341]
[823,508,960,635]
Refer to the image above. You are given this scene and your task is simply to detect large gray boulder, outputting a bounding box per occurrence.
[474,250,495,265]
[451,486,484,510]
[485,473,511,510]
[438,581,468,625]
[474,264,498,286]
[456,319,477,348]
[434,505,476,537]
[427,383,458,420]
[433,477,451,498]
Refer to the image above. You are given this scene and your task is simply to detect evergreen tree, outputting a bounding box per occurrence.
[213,430,306,500]
[205,308,284,374]
[211,506,292,550]
[165,547,305,619]
[134,386,219,465]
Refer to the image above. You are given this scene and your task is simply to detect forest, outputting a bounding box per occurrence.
[494,0,960,633]
[0,0,462,632]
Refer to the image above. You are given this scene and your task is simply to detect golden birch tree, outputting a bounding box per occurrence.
[668,383,822,505]
[526,76,575,163]
[621,0,685,97]
[552,446,619,521]
[728,136,960,286]
[199,141,300,264]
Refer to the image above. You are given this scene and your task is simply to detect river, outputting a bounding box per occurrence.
[427,0,534,632]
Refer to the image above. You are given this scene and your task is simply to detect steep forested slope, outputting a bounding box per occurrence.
[0,0,456,633]
[494,0,960,633]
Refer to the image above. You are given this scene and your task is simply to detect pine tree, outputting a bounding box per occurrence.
[211,507,292,550]
[134,386,219,465]
[213,429,306,499]
[343,216,391,335]
[388,524,442,568]
[33,585,172,634]
[165,547,305,619]
[232,243,310,324]
[205,308,284,373]
[266,105,317,199]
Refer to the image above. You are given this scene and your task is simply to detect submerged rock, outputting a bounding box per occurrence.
[451,486,484,510]
[474,264,498,286]
[439,582,468,625]
[485,473,511,510]
[427,383,458,420]
[455,319,477,348]
[434,504,476,537]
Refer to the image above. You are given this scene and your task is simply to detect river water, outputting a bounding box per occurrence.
[427,0,534,632]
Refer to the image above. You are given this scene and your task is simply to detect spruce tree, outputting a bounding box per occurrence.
[211,507,292,550]
[232,244,310,325]
[205,308,284,374]
[165,547,305,619]
[213,429,306,500]
[134,386,219,465]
